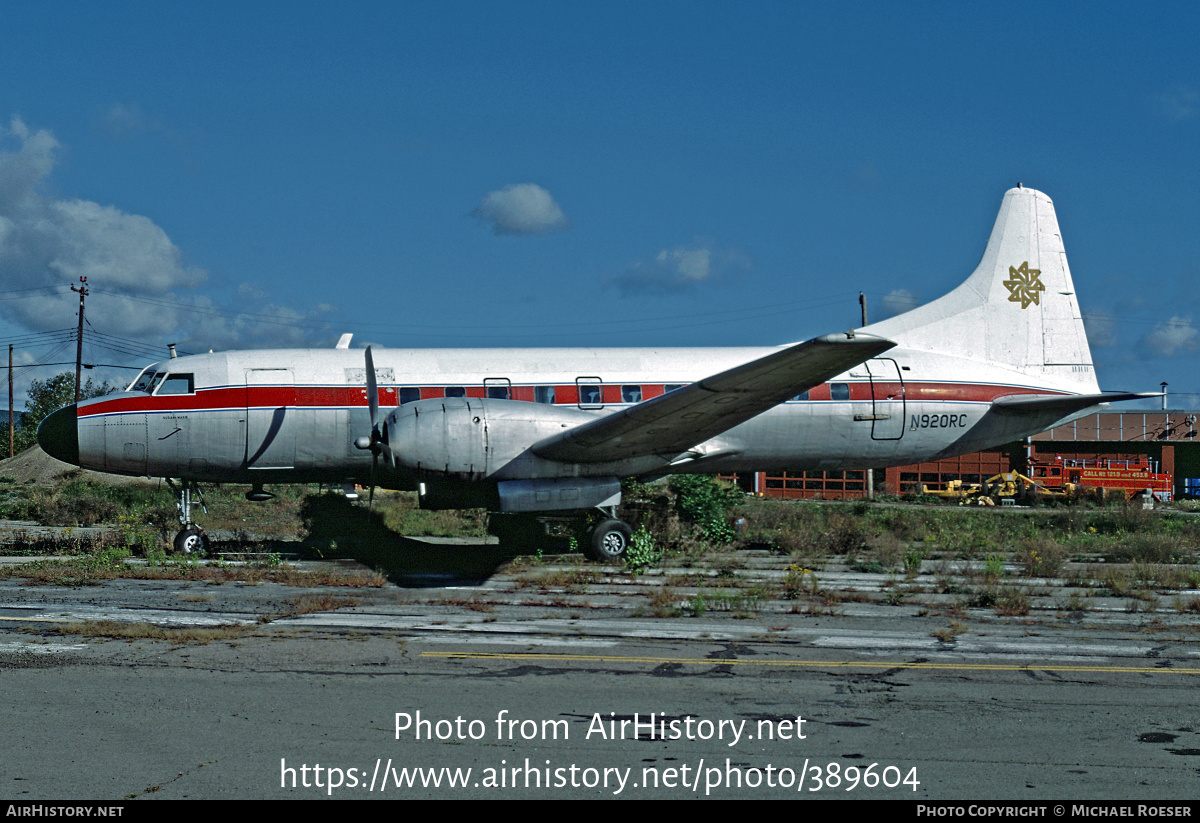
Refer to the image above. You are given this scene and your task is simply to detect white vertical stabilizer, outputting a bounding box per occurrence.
[864,186,1098,394]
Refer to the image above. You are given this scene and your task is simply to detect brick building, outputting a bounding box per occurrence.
[730,410,1199,500]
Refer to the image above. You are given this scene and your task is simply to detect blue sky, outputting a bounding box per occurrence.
[1,2,1197,407]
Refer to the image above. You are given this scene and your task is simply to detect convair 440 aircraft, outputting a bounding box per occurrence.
[38,186,1148,558]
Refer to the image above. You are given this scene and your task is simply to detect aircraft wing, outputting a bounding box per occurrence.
[990,391,1160,417]
[532,332,895,464]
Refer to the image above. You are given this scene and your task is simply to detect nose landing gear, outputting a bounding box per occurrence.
[166,479,208,555]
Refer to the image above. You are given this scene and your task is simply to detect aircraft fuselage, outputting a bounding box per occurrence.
[50,343,1076,493]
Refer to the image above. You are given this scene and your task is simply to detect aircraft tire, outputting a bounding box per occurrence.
[174,527,208,556]
[588,519,632,562]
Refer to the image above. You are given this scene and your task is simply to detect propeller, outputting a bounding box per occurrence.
[353,345,384,509]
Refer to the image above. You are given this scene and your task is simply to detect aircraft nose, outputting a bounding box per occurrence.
[37,404,79,465]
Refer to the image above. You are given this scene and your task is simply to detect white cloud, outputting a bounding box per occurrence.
[473,183,568,236]
[656,246,713,282]
[1143,315,1198,356]
[0,117,205,338]
[0,116,336,368]
[0,118,58,214]
[606,241,752,297]
[880,289,919,319]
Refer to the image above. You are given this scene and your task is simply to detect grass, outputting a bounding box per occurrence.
[35,620,258,644]
[932,621,967,642]
[0,553,387,587]
[7,473,1200,621]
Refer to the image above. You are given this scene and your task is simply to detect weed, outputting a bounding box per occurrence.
[932,622,967,643]
[904,546,925,578]
[623,524,663,573]
[780,564,819,600]
[969,589,998,608]
[647,586,682,617]
[1019,538,1069,578]
[533,568,599,593]
[280,594,362,617]
[868,532,904,571]
[994,590,1031,616]
[1060,591,1089,612]
[669,475,743,544]
[983,553,1006,581]
[48,620,254,644]
[940,601,968,618]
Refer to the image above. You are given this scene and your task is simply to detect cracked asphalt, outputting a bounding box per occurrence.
[3,546,1199,800]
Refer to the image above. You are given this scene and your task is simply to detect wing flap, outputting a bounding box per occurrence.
[532,332,895,464]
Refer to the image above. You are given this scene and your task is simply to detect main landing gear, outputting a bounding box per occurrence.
[587,518,633,562]
[166,479,208,555]
[487,510,635,563]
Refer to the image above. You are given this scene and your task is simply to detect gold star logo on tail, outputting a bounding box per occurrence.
[1003,261,1044,309]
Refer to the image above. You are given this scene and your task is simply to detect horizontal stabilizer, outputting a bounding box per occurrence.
[533,332,894,464]
[991,392,1159,417]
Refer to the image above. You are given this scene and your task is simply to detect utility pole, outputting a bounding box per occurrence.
[71,276,88,402]
[8,344,13,458]
[860,292,874,500]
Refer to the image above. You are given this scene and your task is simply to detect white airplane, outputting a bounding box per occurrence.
[37,186,1148,558]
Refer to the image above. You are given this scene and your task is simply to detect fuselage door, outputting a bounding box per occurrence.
[246,369,296,468]
[865,358,905,440]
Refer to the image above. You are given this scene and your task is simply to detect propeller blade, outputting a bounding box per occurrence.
[365,345,379,435]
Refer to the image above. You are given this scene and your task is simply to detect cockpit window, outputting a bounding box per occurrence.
[156,374,194,395]
[132,372,168,394]
[129,367,163,393]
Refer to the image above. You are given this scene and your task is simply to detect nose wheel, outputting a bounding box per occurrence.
[173,526,208,555]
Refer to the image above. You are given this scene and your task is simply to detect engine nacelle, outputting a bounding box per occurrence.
[384,397,600,481]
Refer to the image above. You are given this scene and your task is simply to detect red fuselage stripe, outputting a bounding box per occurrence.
[77,382,1063,418]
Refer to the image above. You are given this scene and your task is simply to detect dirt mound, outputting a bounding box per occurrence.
[0,446,151,487]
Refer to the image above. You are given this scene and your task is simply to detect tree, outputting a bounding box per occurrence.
[13,373,116,454]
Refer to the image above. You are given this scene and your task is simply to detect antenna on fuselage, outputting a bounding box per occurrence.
[168,343,178,360]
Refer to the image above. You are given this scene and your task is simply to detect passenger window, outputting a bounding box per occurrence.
[535,386,556,404]
[399,387,420,404]
[576,377,603,409]
[484,378,511,400]
[445,387,466,398]
[664,384,684,394]
[830,383,850,401]
[791,390,809,401]
[622,385,642,403]
[156,374,194,395]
